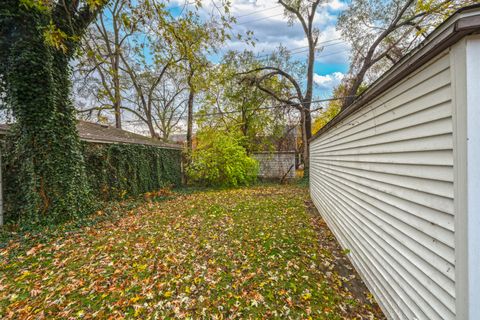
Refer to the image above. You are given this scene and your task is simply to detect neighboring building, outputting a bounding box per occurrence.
[253,151,296,180]
[309,6,480,320]
[253,125,298,180]
[77,121,181,149]
[169,133,188,145]
[0,121,181,150]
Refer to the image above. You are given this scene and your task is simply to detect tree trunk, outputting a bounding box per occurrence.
[186,89,194,152]
[112,12,122,129]
[301,38,315,178]
[113,54,122,129]
[145,112,158,139]
[343,64,369,109]
[300,109,309,180]
[304,39,314,141]
[3,8,92,223]
[186,64,195,152]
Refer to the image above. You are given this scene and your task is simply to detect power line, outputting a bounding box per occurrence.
[235,5,282,19]
[256,48,349,63]
[168,2,280,18]
[121,96,356,125]
[168,2,282,24]
[287,48,348,58]
[255,39,344,59]
[313,49,349,58]
[235,4,282,19]
[236,12,285,25]
[287,39,344,54]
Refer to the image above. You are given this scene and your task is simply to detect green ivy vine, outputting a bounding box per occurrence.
[83,143,182,201]
[2,141,182,224]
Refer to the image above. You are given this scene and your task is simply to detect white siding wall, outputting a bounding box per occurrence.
[310,51,456,319]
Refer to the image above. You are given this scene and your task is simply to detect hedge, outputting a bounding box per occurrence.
[2,141,182,223]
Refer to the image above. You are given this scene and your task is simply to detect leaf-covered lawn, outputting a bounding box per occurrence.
[0,185,384,319]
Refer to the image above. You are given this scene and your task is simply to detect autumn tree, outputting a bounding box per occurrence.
[312,85,345,134]
[73,0,176,134]
[199,50,292,154]
[0,0,107,223]
[74,0,235,143]
[121,1,237,140]
[122,64,186,139]
[169,6,240,152]
[339,0,477,108]
[241,0,326,177]
[240,45,310,174]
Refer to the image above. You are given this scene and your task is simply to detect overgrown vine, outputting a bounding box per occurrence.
[83,143,182,201]
[0,0,104,225]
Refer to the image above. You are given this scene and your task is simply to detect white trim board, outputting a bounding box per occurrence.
[451,35,480,320]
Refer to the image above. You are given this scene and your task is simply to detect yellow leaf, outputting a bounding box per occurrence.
[302,292,312,301]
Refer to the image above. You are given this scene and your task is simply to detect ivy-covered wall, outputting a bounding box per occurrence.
[83,143,182,200]
[2,142,182,223]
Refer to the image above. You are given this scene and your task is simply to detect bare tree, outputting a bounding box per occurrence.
[120,56,183,138]
[74,0,138,128]
[151,72,188,141]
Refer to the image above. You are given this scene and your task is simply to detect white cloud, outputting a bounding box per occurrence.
[313,72,344,90]
[322,0,347,11]
[170,0,348,60]
[170,0,351,88]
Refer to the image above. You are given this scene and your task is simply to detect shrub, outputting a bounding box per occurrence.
[187,130,258,187]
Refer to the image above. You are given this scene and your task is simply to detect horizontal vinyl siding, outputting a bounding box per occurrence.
[310,51,455,320]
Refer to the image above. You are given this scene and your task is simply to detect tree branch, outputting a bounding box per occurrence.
[278,0,308,36]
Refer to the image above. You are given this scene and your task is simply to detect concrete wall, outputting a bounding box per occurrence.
[309,29,480,320]
[253,152,295,179]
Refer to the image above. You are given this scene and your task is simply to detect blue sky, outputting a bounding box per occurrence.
[167,0,351,98]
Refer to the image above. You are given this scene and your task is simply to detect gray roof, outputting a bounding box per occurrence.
[0,121,182,150]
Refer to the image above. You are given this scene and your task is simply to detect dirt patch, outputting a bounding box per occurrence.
[305,199,386,319]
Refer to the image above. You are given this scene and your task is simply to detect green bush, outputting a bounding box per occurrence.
[187,130,258,187]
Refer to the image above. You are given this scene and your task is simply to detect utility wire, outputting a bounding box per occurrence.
[256,47,349,63]
[168,2,282,22]
[122,95,356,124]
[235,5,282,18]
[236,12,285,25]
[255,39,345,59]
[310,49,349,58]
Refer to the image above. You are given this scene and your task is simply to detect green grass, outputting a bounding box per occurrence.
[0,185,382,319]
